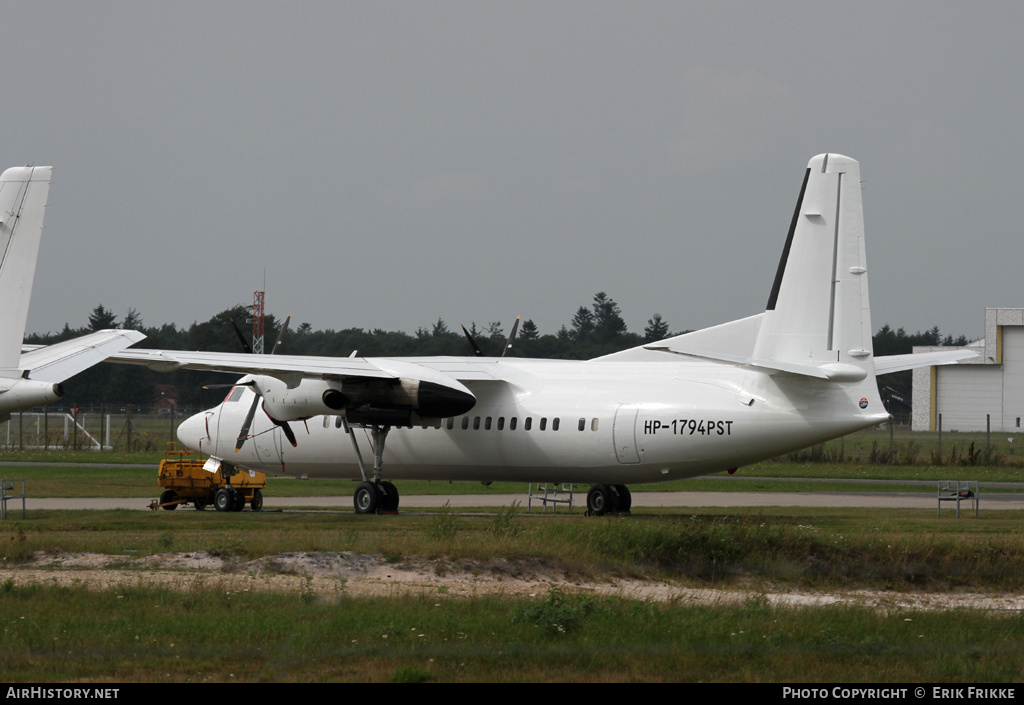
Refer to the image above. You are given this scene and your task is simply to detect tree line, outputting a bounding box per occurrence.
[24,296,967,413]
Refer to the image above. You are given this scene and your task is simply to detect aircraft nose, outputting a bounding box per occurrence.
[177,411,210,452]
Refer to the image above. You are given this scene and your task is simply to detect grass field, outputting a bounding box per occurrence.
[4,429,1024,682]
[4,506,1024,588]
[3,585,1023,682]
[3,506,1024,682]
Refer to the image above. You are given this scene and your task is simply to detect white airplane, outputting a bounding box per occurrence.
[0,165,145,423]
[111,154,973,515]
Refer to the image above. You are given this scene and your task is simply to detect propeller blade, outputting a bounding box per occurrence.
[235,394,260,452]
[280,421,298,447]
[460,324,483,357]
[502,316,520,357]
[271,314,291,355]
[228,317,253,354]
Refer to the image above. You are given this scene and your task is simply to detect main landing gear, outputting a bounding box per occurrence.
[586,484,632,516]
[354,479,400,514]
[344,421,400,514]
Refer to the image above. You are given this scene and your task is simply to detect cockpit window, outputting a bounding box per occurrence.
[224,386,246,403]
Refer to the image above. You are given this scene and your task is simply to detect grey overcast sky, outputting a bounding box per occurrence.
[3,1,1021,342]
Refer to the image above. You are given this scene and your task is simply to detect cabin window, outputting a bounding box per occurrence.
[473,417,481,430]
[461,417,470,430]
[447,418,455,430]
[525,417,532,431]
[552,418,560,431]
[578,418,586,431]
[591,418,599,432]
[540,417,547,431]
[497,417,505,431]
[510,417,518,431]
[485,417,492,431]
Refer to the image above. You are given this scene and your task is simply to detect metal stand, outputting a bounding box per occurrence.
[937,480,980,518]
[527,483,574,513]
[1,479,26,519]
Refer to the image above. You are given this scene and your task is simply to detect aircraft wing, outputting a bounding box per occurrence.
[17,329,146,382]
[107,349,499,390]
[109,348,398,381]
[874,350,978,375]
[108,348,479,422]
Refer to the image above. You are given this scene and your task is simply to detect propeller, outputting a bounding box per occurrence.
[460,317,519,358]
[502,316,520,357]
[460,324,483,357]
[235,390,260,451]
[228,317,253,354]
[235,313,297,451]
[271,314,291,354]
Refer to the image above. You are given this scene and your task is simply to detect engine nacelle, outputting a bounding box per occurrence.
[251,372,476,424]
[0,377,66,420]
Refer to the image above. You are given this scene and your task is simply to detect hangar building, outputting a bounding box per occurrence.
[911,308,1024,432]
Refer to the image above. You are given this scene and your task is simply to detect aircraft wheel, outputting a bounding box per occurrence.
[354,481,381,515]
[251,489,264,512]
[587,485,616,516]
[213,487,233,512]
[378,481,399,512]
[231,487,245,512]
[159,489,178,510]
[611,484,632,513]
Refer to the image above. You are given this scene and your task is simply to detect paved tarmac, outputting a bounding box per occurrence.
[8,491,1021,512]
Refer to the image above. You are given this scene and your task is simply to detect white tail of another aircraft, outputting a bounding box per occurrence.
[0,166,144,421]
[0,166,52,369]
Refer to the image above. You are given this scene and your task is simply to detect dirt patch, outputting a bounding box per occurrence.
[3,550,1024,612]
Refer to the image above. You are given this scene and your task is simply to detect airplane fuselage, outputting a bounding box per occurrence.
[180,356,889,485]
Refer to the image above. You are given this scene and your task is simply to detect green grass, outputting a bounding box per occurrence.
[0,463,1017,499]
[0,459,1018,499]
[5,427,1024,682]
[6,502,1024,681]
[2,576,1024,681]
[5,507,1024,592]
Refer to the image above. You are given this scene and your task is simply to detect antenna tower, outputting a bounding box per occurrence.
[251,290,265,355]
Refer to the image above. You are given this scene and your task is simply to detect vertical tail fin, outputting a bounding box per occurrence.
[599,153,876,381]
[0,166,52,369]
[754,153,872,367]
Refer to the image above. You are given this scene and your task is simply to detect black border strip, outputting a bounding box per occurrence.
[765,167,811,311]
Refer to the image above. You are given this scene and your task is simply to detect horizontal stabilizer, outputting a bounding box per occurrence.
[874,350,978,375]
[644,345,866,382]
[17,329,146,382]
